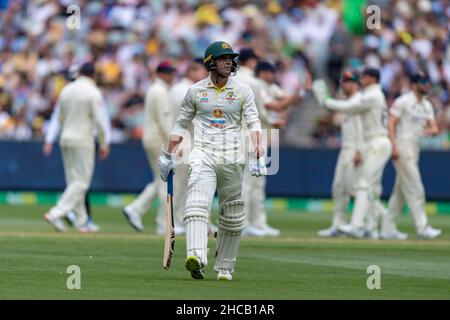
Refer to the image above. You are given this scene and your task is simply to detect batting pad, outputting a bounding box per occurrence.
[184,188,211,266]
[214,199,245,273]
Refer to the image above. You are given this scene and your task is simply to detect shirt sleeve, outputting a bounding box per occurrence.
[92,91,111,148]
[389,96,404,118]
[45,103,61,144]
[242,85,262,133]
[172,87,196,136]
[325,94,369,114]
[425,101,435,121]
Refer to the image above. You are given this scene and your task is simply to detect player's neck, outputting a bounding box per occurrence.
[211,72,228,89]
[413,90,424,101]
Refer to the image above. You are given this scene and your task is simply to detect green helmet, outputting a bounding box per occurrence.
[203,41,239,65]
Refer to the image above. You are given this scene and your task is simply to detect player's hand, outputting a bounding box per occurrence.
[392,146,399,161]
[43,143,53,156]
[159,146,176,182]
[353,150,362,166]
[248,155,267,177]
[99,146,110,160]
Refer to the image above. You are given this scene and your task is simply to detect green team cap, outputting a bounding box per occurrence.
[203,41,239,63]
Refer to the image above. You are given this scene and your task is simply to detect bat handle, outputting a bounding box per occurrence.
[167,170,173,195]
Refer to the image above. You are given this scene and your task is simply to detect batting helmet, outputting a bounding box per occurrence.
[203,41,239,73]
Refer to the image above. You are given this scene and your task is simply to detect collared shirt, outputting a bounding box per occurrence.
[57,76,110,148]
[390,91,435,144]
[325,84,388,141]
[172,74,261,163]
[143,77,172,146]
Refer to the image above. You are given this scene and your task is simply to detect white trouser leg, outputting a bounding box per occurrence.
[49,145,94,227]
[242,169,267,229]
[184,154,216,266]
[127,146,159,216]
[331,149,353,228]
[394,146,428,234]
[351,137,391,231]
[383,177,405,233]
[214,164,245,273]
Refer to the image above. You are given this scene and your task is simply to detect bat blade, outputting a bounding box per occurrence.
[163,171,175,270]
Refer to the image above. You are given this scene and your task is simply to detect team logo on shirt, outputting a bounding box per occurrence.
[213,108,223,118]
[210,108,226,128]
[225,91,237,104]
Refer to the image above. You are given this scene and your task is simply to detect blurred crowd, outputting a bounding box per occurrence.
[0,0,449,148]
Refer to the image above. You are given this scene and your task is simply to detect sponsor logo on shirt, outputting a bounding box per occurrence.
[210,108,226,128]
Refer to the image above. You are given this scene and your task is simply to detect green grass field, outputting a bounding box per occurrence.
[1,204,449,300]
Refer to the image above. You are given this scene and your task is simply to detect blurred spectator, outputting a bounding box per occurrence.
[0,0,448,149]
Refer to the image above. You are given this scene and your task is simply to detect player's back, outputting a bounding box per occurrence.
[143,78,171,146]
[360,83,388,141]
[58,76,100,146]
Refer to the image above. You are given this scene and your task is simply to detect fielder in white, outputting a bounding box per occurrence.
[168,58,208,235]
[158,41,265,281]
[381,71,441,240]
[235,50,284,237]
[44,63,111,232]
[324,67,392,238]
[123,60,176,235]
[318,70,364,237]
[242,60,305,237]
[43,65,101,233]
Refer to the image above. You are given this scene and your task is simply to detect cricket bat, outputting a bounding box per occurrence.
[163,170,175,270]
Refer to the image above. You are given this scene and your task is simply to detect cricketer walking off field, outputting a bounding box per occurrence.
[381,72,442,240]
[44,63,111,232]
[158,41,265,281]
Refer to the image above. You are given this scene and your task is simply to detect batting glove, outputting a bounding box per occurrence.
[158,146,176,182]
[248,156,267,177]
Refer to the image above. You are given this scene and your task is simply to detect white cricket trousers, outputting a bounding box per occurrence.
[331,146,361,228]
[383,142,428,234]
[184,149,245,267]
[127,144,184,229]
[242,169,267,229]
[350,136,392,231]
[48,144,94,227]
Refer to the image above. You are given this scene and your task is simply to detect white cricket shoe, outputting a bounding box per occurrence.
[77,220,100,233]
[174,225,186,235]
[217,269,232,281]
[262,225,281,237]
[242,225,266,237]
[318,226,341,237]
[363,230,379,240]
[185,256,205,280]
[380,230,408,240]
[338,224,365,238]
[123,207,143,232]
[418,225,442,240]
[44,213,66,232]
